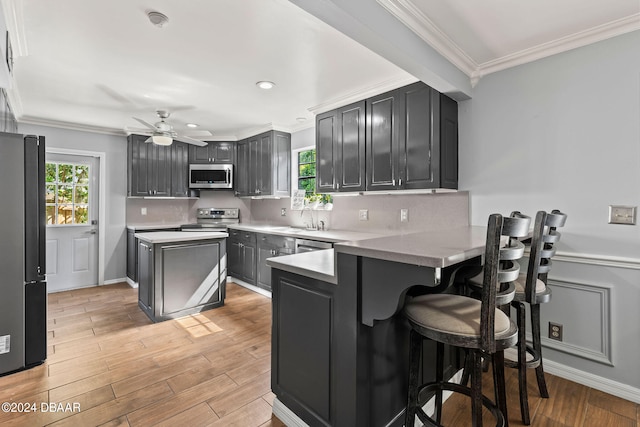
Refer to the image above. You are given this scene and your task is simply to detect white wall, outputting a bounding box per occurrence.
[19,123,128,283]
[459,30,640,392]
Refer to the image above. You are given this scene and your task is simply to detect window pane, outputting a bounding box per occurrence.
[58,164,74,183]
[46,163,57,183]
[46,206,56,225]
[58,185,73,203]
[298,150,315,164]
[75,165,89,184]
[74,185,89,204]
[58,205,73,224]
[46,184,56,203]
[299,163,316,178]
[74,206,89,224]
[298,178,316,194]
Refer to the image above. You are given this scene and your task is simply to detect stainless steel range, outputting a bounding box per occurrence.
[181,208,240,231]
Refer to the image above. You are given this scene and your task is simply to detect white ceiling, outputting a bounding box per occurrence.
[6,0,640,139]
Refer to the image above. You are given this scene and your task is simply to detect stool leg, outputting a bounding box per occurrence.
[470,350,483,427]
[435,341,445,424]
[492,350,509,427]
[514,302,530,425]
[530,303,549,398]
[461,349,471,386]
[405,329,422,427]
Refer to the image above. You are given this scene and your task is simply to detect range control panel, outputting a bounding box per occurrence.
[196,208,239,220]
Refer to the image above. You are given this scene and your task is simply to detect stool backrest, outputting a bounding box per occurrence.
[481,213,530,352]
[538,209,568,284]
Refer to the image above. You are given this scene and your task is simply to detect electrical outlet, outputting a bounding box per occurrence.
[608,205,636,225]
[548,322,563,341]
[359,209,369,221]
[141,207,147,216]
[281,208,287,216]
[400,208,409,222]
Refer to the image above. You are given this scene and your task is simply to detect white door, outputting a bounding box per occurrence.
[45,153,100,292]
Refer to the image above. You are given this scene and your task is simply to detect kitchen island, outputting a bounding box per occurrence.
[267,226,487,427]
[134,231,228,323]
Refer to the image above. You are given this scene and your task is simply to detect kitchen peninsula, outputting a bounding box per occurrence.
[267,226,488,427]
[134,231,228,323]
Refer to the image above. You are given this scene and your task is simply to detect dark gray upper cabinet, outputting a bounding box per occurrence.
[317,82,458,193]
[189,141,236,164]
[127,134,172,197]
[236,130,291,198]
[316,101,366,193]
[367,82,458,191]
[127,134,192,197]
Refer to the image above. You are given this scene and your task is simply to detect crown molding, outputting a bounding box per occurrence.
[19,116,126,136]
[376,0,477,77]
[378,0,640,85]
[307,74,418,115]
[473,13,640,79]
[2,0,28,56]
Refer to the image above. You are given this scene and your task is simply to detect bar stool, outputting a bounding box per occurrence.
[403,213,530,427]
[506,209,567,425]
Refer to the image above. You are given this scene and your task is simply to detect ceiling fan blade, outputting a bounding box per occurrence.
[183,130,213,138]
[174,135,207,147]
[144,136,153,143]
[133,117,158,131]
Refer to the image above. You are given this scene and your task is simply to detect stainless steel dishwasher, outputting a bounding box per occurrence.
[294,238,333,253]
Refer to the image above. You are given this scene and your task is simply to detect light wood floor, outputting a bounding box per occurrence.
[0,282,638,426]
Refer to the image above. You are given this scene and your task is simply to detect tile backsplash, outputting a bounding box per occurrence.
[126,190,469,233]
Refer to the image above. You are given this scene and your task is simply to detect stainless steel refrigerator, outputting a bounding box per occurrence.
[0,132,47,376]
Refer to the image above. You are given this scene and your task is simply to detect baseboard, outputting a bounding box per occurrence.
[103,277,132,287]
[272,398,308,427]
[228,277,271,298]
[122,277,138,288]
[544,360,640,404]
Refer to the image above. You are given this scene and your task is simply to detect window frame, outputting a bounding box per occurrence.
[45,161,92,227]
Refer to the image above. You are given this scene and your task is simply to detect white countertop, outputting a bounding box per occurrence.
[266,249,337,284]
[134,231,228,243]
[334,226,488,268]
[228,224,384,243]
[127,223,184,231]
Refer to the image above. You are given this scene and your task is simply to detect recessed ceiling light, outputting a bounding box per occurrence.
[256,81,275,90]
[147,11,169,28]
[186,123,199,128]
[296,117,307,123]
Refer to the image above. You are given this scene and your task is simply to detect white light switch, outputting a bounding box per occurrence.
[359,209,369,221]
[400,208,409,222]
[141,207,147,216]
[608,205,636,225]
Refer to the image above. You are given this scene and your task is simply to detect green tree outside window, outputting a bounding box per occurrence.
[45,162,90,225]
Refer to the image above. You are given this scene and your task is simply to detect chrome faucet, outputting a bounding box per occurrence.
[319,220,325,231]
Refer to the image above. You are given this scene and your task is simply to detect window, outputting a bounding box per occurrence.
[45,162,90,225]
[297,149,316,195]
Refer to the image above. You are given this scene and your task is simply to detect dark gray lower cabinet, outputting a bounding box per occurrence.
[228,230,256,285]
[256,234,295,291]
[272,270,334,426]
[127,228,179,283]
[137,241,153,311]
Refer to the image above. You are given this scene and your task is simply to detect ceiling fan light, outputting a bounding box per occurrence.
[186,123,199,128]
[152,135,173,145]
[256,81,275,90]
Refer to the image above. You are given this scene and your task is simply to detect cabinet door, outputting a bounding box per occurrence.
[400,83,438,189]
[439,94,458,189]
[316,110,338,193]
[213,142,235,164]
[189,143,213,164]
[257,243,275,291]
[338,101,366,192]
[138,242,153,310]
[126,230,137,281]
[228,240,242,277]
[248,136,260,196]
[366,90,399,191]
[128,135,151,196]
[242,243,256,284]
[257,132,272,196]
[235,140,250,196]
[150,144,172,196]
[171,141,190,197]
[272,132,291,197]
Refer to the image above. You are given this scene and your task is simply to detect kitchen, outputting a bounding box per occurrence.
[0,0,639,426]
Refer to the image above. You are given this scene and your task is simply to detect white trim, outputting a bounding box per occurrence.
[307,75,419,115]
[545,359,640,404]
[22,116,125,136]
[377,0,640,83]
[228,277,272,298]
[1,0,27,57]
[46,147,107,286]
[552,251,640,270]
[124,277,138,288]
[104,277,129,286]
[272,398,309,427]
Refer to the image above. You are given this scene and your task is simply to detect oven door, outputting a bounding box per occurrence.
[189,164,233,189]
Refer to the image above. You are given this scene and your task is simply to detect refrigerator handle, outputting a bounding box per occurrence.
[37,136,46,281]
[23,135,46,282]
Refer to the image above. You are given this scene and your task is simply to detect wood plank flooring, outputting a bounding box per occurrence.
[0,281,638,426]
[0,282,284,427]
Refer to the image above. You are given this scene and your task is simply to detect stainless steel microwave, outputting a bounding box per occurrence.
[189,164,233,189]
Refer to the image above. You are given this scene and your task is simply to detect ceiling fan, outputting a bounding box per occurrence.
[130,110,209,147]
